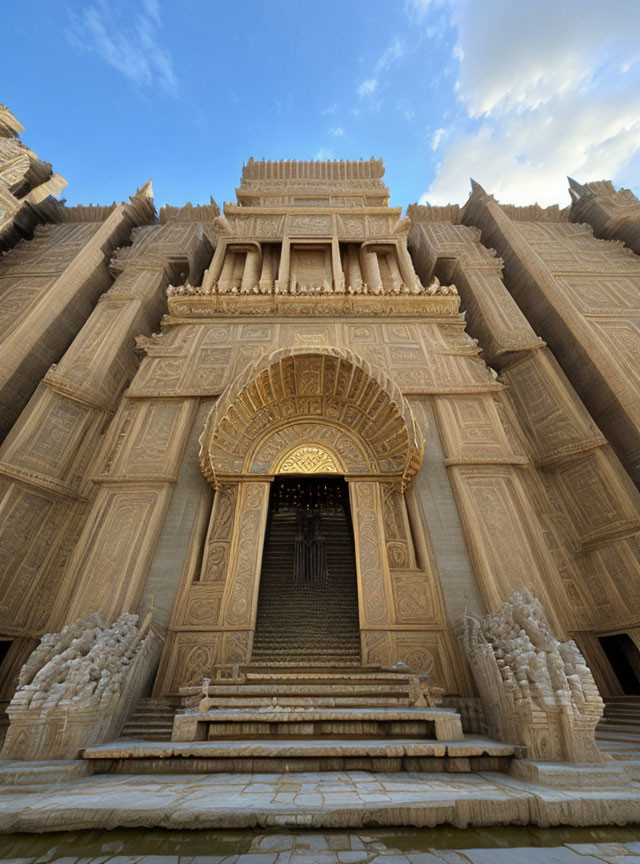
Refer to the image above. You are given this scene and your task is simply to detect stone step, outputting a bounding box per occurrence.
[253,632,359,655]
[604,705,640,723]
[598,719,640,731]
[191,696,412,708]
[124,717,175,727]
[244,658,370,668]
[595,730,640,743]
[250,649,362,656]
[242,665,404,678]
[121,726,175,737]
[194,683,412,697]
[82,735,515,774]
[173,706,464,742]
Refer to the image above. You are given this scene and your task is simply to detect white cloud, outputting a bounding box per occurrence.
[329,127,344,137]
[375,36,405,75]
[398,98,415,121]
[451,0,640,117]
[404,0,435,22]
[357,79,378,98]
[431,127,446,150]
[421,0,640,206]
[356,35,405,109]
[315,147,334,160]
[322,104,337,115]
[67,0,176,95]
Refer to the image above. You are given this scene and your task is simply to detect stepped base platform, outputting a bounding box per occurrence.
[0,764,638,832]
[81,735,516,774]
[171,706,464,741]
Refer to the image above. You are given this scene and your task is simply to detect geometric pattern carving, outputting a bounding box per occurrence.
[278,445,339,474]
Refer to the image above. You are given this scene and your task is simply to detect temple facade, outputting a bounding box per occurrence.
[1,108,640,791]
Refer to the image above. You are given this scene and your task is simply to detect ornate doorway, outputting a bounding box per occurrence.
[251,476,360,666]
[154,347,436,695]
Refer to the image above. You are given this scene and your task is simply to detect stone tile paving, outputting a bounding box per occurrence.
[0,770,639,833]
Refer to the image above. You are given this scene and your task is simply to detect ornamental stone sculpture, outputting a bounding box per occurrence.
[463,590,605,762]
[2,612,157,760]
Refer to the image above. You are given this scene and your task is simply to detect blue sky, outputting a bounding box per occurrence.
[3,0,640,210]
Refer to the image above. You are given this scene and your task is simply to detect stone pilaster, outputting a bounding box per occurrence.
[462,180,640,490]
[0,184,156,440]
[0,215,211,647]
[409,204,640,693]
[53,395,199,625]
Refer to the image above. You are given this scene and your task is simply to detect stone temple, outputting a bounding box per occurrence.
[0,103,639,832]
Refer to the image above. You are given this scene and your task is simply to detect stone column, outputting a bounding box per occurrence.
[0,216,210,639]
[275,238,291,293]
[397,240,421,290]
[217,246,235,294]
[241,246,261,293]
[259,244,274,293]
[386,248,404,291]
[201,240,225,292]
[360,247,383,293]
[347,244,363,291]
[331,236,345,292]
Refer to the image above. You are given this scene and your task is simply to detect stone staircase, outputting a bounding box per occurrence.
[84,501,517,773]
[84,665,517,774]
[250,507,361,666]
[120,698,178,741]
[596,696,640,758]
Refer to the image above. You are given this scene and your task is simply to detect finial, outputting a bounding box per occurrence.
[134,179,154,199]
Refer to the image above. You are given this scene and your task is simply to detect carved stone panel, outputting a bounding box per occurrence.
[350,481,393,628]
[220,482,270,629]
[448,466,555,618]
[63,485,174,623]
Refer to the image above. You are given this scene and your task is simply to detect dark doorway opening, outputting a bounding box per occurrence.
[0,640,12,667]
[251,476,361,666]
[599,634,640,695]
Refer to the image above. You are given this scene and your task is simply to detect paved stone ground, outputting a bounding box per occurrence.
[2,830,640,863]
[0,769,639,833]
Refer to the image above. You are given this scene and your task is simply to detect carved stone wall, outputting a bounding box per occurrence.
[0,104,67,253]
[4,154,639,714]
[463,183,640,491]
[411,206,640,694]
[0,186,156,440]
[0,214,211,673]
[569,179,640,258]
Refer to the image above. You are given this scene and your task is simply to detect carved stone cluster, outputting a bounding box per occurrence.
[12,612,144,711]
[166,275,457,298]
[464,590,605,762]
[2,612,156,760]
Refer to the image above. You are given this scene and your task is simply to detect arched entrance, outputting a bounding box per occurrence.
[155,347,426,693]
[252,474,360,665]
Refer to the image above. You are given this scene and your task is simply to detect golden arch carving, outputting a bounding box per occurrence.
[277,445,342,475]
[199,346,424,487]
